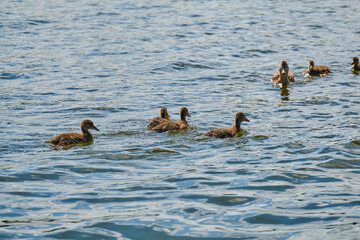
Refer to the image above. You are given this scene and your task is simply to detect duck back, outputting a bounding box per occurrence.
[307,66,330,76]
[50,132,91,145]
[148,117,169,129]
[152,120,188,132]
[204,127,237,138]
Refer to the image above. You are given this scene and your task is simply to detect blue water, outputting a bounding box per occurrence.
[1,0,360,239]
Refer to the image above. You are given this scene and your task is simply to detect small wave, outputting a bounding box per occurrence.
[27,19,51,25]
[0,172,65,182]
[251,135,269,140]
[165,177,210,183]
[96,12,121,16]
[60,196,164,204]
[61,222,190,240]
[307,24,323,29]
[181,194,255,206]
[107,131,139,136]
[249,49,277,54]
[302,201,360,210]
[46,229,116,239]
[147,148,179,154]
[245,213,339,225]
[119,186,176,192]
[6,191,54,198]
[286,172,342,183]
[0,72,28,80]
[172,61,213,70]
[67,167,125,174]
[318,161,355,169]
[200,181,230,186]
[230,185,294,192]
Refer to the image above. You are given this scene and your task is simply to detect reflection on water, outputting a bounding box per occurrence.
[49,139,94,151]
[280,85,290,101]
[1,0,360,239]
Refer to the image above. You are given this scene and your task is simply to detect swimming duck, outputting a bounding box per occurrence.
[352,57,360,71]
[203,112,250,138]
[272,60,296,86]
[50,119,99,146]
[147,108,171,129]
[305,60,330,76]
[152,107,191,132]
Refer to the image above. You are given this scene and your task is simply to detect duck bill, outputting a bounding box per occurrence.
[93,126,100,131]
[351,61,355,65]
[244,117,250,122]
[187,114,191,117]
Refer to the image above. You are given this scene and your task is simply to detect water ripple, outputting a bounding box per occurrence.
[1,0,359,239]
[245,214,339,225]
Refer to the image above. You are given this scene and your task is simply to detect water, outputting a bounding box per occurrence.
[1,0,360,239]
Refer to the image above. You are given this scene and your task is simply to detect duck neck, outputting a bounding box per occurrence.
[235,119,241,131]
[180,112,187,121]
[281,69,290,84]
[161,111,167,119]
[280,73,287,84]
[81,128,92,141]
[308,64,313,72]
[356,62,360,70]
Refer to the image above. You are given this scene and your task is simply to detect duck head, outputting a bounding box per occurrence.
[279,60,290,83]
[352,57,359,66]
[160,108,170,120]
[235,112,250,129]
[308,60,315,70]
[81,119,99,132]
[180,107,191,120]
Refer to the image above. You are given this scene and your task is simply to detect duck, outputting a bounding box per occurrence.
[147,108,171,129]
[352,57,360,71]
[152,107,191,132]
[203,112,250,138]
[272,60,296,86]
[305,60,330,76]
[50,119,99,146]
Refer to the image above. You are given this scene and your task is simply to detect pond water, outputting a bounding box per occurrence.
[1,0,359,239]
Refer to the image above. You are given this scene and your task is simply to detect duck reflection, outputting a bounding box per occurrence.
[280,85,290,101]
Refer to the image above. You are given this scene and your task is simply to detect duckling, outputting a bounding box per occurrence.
[147,108,171,129]
[50,119,99,146]
[305,60,330,76]
[352,57,360,71]
[152,107,191,132]
[272,60,296,86]
[203,112,250,138]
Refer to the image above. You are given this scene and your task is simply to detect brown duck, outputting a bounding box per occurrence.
[305,60,330,76]
[272,60,296,86]
[152,107,191,132]
[352,57,360,71]
[50,119,99,146]
[147,108,171,129]
[203,112,250,138]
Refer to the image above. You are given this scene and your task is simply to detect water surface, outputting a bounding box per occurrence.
[1,0,360,239]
